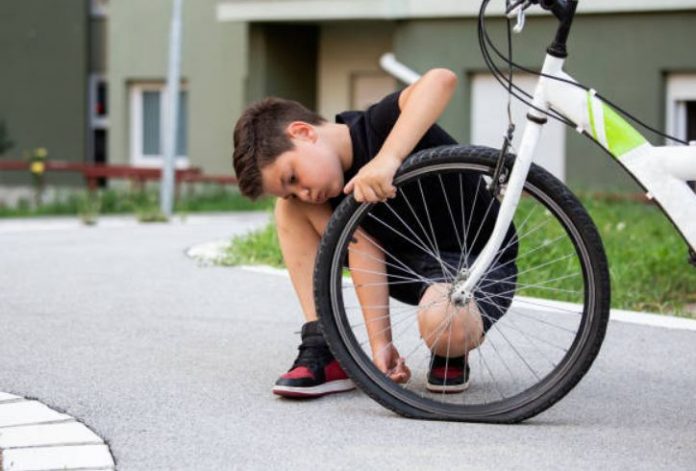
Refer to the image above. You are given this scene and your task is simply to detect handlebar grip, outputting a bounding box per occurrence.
[537,0,573,22]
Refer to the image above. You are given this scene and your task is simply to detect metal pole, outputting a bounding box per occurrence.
[160,0,184,218]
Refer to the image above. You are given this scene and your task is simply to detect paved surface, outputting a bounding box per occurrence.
[1,213,695,470]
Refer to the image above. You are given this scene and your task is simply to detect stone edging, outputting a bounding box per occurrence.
[0,392,115,471]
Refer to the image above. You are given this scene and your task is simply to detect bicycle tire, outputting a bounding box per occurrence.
[314,145,610,423]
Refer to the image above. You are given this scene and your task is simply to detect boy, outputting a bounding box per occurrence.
[232,68,518,398]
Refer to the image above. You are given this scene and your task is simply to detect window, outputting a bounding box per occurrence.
[89,75,109,169]
[666,74,696,144]
[129,83,188,168]
[471,73,566,181]
[89,74,108,129]
[666,74,696,190]
[687,102,696,142]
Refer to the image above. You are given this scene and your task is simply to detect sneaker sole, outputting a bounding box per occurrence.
[425,380,470,394]
[273,379,356,398]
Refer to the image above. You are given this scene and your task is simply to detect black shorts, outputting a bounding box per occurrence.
[384,250,518,332]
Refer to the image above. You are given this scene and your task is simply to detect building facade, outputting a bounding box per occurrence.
[0,0,109,193]
[216,0,696,190]
[2,0,695,198]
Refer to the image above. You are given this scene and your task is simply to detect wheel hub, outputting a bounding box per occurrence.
[449,268,473,307]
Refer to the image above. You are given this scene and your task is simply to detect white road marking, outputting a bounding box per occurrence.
[0,401,71,428]
[2,444,114,471]
[0,393,21,403]
[0,422,103,449]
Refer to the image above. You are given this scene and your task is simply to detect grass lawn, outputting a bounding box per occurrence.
[222,196,696,317]
[582,197,696,316]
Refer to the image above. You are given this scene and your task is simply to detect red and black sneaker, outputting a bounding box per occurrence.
[426,354,470,393]
[273,321,355,398]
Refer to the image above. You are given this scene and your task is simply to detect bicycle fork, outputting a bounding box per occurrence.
[450,54,565,306]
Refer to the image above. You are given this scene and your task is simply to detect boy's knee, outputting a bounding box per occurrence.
[274,197,331,236]
[418,284,484,353]
[275,197,307,226]
[274,197,293,223]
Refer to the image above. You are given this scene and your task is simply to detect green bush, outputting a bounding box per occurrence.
[220,217,283,267]
[0,185,273,219]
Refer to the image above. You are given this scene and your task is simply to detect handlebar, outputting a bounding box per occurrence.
[538,0,574,22]
[504,0,578,57]
[506,0,574,23]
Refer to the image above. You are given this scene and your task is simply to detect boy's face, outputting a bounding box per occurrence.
[261,122,344,204]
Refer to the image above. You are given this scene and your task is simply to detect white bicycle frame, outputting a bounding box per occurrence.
[451,53,696,303]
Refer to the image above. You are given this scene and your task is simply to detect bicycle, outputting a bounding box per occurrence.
[314,0,696,423]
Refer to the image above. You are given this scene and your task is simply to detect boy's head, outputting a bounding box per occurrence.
[233,97,345,203]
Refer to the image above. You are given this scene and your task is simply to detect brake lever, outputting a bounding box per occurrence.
[513,7,526,33]
[506,0,530,33]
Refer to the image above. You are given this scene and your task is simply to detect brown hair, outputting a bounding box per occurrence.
[232,97,326,200]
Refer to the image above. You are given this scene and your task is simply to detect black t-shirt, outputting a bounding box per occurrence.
[330,90,516,261]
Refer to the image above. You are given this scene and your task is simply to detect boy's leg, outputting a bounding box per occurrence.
[417,283,484,358]
[272,198,355,398]
[274,197,332,322]
[417,283,483,393]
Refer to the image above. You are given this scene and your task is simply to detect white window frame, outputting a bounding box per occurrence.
[470,72,566,181]
[666,73,696,144]
[129,82,189,169]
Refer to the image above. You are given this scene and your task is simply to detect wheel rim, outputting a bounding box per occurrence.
[326,161,599,420]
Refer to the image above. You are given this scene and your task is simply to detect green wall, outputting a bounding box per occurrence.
[0,0,88,186]
[108,7,696,190]
[394,12,696,191]
[108,0,247,175]
[247,24,318,109]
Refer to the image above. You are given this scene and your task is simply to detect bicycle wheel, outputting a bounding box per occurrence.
[314,145,610,423]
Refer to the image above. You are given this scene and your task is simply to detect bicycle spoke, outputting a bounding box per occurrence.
[464,194,498,263]
[417,179,453,281]
[319,155,608,419]
[438,174,464,253]
[457,174,471,272]
[362,215,458,277]
[382,199,447,267]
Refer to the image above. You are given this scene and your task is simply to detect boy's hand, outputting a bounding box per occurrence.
[373,343,411,384]
[343,153,401,203]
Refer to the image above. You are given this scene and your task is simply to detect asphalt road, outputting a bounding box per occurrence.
[1,213,695,470]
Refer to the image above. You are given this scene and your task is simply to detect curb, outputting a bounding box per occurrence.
[184,240,696,331]
[184,239,231,266]
[236,264,696,332]
[0,392,115,471]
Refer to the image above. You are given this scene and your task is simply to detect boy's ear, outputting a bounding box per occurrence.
[285,121,317,143]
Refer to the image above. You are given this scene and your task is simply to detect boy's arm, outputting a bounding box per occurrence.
[344,68,458,203]
[348,228,411,383]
